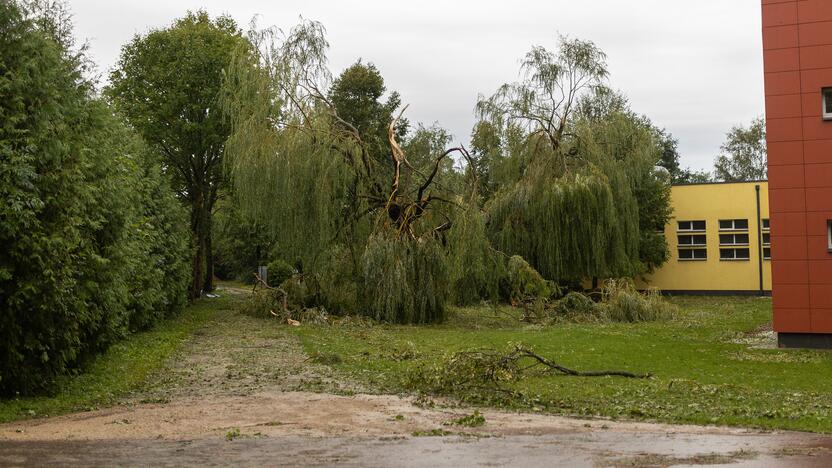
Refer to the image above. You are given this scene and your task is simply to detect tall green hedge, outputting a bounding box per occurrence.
[0,1,190,395]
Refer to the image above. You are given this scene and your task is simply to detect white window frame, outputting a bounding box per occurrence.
[678,220,706,233]
[719,247,751,261]
[719,233,750,247]
[678,247,707,262]
[678,234,707,247]
[719,219,749,232]
[823,88,832,121]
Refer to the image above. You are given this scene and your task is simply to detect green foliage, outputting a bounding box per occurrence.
[361,234,448,324]
[444,410,486,427]
[266,259,294,288]
[107,10,248,297]
[221,21,460,322]
[713,117,767,182]
[446,207,505,305]
[504,256,554,302]
[478,41,673,281]
[548,292,604,322]
[212,199,273,283]
[598,280,675,323]
[0,1,189,395]
[329,60,408,169]
[0,295,228,423]
[488,168,635,281]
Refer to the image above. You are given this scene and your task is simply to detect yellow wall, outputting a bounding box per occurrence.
[637,181,772,293]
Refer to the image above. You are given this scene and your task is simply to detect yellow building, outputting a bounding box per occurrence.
[638,181,772,295]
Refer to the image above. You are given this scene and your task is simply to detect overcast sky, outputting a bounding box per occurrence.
[71,0,764,171]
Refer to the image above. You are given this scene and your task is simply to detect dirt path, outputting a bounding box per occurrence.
[2,290,832,467]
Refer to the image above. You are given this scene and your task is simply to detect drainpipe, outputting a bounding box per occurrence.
[755,185,764,296]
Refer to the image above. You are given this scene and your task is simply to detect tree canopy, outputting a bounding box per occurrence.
[475,38,672,281]
[107,10,248,298]
[713,117,767,182]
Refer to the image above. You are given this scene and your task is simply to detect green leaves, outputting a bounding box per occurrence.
[0,2,189,396]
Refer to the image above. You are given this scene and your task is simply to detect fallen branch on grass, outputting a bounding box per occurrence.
[252,272,290,317]
[408,343,650,398]
[499,345,650,379]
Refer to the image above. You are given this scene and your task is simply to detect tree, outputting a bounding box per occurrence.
[477,37,671,282]
[329,61,408,166]
[0,0,189,395]
[713,117,767,182]
[107,11,248,298]
[221,21,471,322]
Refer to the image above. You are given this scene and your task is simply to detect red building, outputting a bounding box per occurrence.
[762,0,832,348]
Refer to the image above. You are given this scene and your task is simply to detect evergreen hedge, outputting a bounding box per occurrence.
[0,1,190,395]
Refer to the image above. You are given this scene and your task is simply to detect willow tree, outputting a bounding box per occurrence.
[477,36,669,283]
[221,22,470,322]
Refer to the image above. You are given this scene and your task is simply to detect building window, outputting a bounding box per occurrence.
[720,248,751,261]
[679,248,707,261]
[828,220,832,252]
[762,219,771,260]
[719,219,749,231]
[719,233,750,246]
[678,234,707,246]
[678,220,707,261]
[824,88,832,121]
[717,219,750,261]
[678,220,706,232]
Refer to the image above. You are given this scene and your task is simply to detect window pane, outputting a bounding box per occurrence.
[692,220,706,231]
[678,221,691,231]
[825,89,832,115]
[763,233,771,245]
[679,249,693,259]
[737,248,750,259]
[764,247,771,259]
[719,234,732,244]
[678,235,691,245]
[737,234,749,244]
[762,219,770,229]
[720,249,733,259]
[719,220,732,230]
[695,235,706,244]
[694,249,707,259]
[735,219,749,230]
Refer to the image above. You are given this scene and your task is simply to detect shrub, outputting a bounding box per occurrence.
[0,3,189,395]
[599,279,675,322]
[502,256,555,302]
[266,259,294,288]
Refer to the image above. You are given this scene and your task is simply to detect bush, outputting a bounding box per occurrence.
[0,3,189,395]
[266,259,294,288]
[502,256,555,302]
[598,279,675,322]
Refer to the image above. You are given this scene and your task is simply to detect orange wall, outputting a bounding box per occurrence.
[762,0,832,334]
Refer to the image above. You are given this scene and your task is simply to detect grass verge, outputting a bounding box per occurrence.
[0,295,231,423]
[291,296,832,433]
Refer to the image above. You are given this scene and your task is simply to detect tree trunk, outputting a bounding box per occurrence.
[203,210,214,294]
[189,194,209,300]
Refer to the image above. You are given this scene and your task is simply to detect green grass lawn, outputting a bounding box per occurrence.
[292,296,832,433]
[0,295,232,424]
